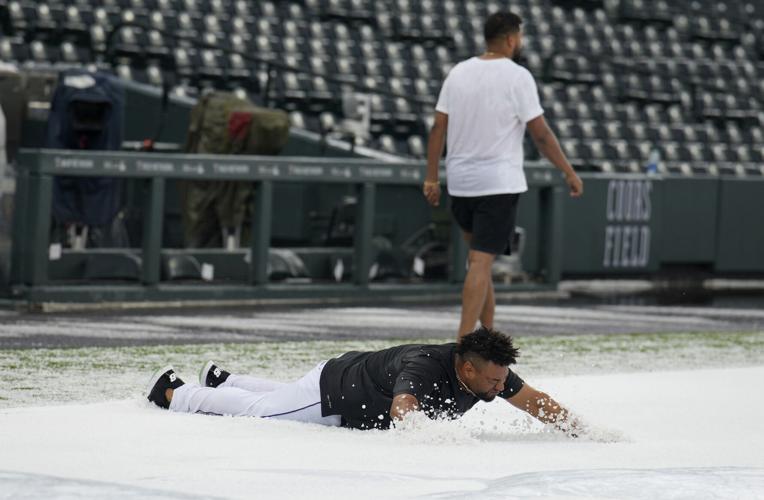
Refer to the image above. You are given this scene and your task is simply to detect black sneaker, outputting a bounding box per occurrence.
[200,360,230,388]
[146,365,184,409]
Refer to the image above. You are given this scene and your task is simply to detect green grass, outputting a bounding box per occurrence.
[1,331,762,409]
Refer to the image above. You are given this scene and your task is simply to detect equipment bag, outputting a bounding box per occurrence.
[181,92,290,247]
[185,92,290,155]
[44,70,127,246]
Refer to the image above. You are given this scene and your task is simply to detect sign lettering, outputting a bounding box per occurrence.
[213,163,250,175]
[399,168,422,180]
[359,167,393,178]
[103,160,127,172]
[288,165,325,176]
[330,167,353,179]
[55,157,94,169]
[136,160,175,173]
[181,163,205,175]
[257,165,281,177]
[603,180,652,268]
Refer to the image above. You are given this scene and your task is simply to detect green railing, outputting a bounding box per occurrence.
[10,149,565,304]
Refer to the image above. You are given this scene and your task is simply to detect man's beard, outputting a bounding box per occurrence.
[475,391,497,402]
[511,47,524,64]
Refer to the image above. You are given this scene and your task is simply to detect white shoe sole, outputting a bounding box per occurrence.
[145,364,175,398]
[199,360,216,386]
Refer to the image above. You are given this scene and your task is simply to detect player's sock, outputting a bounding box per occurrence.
[146,365,185,409]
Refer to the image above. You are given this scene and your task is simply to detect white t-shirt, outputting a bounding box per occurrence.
[435,57,544,197]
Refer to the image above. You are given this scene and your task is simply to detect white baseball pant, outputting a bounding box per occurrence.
[169,361,341,426]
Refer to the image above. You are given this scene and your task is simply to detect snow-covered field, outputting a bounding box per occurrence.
[1,305,763,499]
[1,367,763,499]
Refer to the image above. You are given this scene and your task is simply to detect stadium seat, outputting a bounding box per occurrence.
[377,134,397,155]
[30,40,57,63]
[1,0,762,170]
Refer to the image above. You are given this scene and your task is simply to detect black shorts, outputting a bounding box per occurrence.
[450,193,521,255]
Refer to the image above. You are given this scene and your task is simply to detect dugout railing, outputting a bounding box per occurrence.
[7,149,565,306]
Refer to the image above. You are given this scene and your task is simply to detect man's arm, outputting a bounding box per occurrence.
[526,116,584,198]
[423,112,448,207]
[506,383,581,436]
[390,393,420,421]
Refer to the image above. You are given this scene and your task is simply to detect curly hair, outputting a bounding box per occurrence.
[456,327,520,366]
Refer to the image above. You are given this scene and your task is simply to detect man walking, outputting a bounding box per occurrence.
[424,11,583,339]
[146,328,581,435]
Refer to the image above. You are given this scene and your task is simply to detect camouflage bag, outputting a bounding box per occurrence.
[181,92,290,248]
[185,92,289,155]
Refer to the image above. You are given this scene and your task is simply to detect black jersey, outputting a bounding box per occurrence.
[318,343,524,430]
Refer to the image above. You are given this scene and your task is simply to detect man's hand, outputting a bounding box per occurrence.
[557,413,588,439]
[527,116,584,199]
[565,172,584,197]
[423,181,441,207]
[390,393,420,421]
[425,112,448,208]
[507,384,581,437]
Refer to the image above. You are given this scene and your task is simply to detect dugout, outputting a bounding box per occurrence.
[6,148,566,306]
[3,72,568,303]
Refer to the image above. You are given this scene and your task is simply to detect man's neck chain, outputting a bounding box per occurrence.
[455,369,477,397]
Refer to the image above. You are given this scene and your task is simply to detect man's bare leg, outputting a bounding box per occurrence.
[458,248,496,339]
[480,278,495,330]
[460,233,496,335]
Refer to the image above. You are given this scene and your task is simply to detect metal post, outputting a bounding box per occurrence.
[449,218,468,283]
[141,177,165,285]
[25,173,53,286]
[262,63,273,107]
[540,185,564,284]
[250,180,273,285]
[9,168,30,285]
[353,182,375,286]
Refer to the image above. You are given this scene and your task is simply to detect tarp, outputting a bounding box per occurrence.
[45,70,124,227]
[181,91,289,248]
